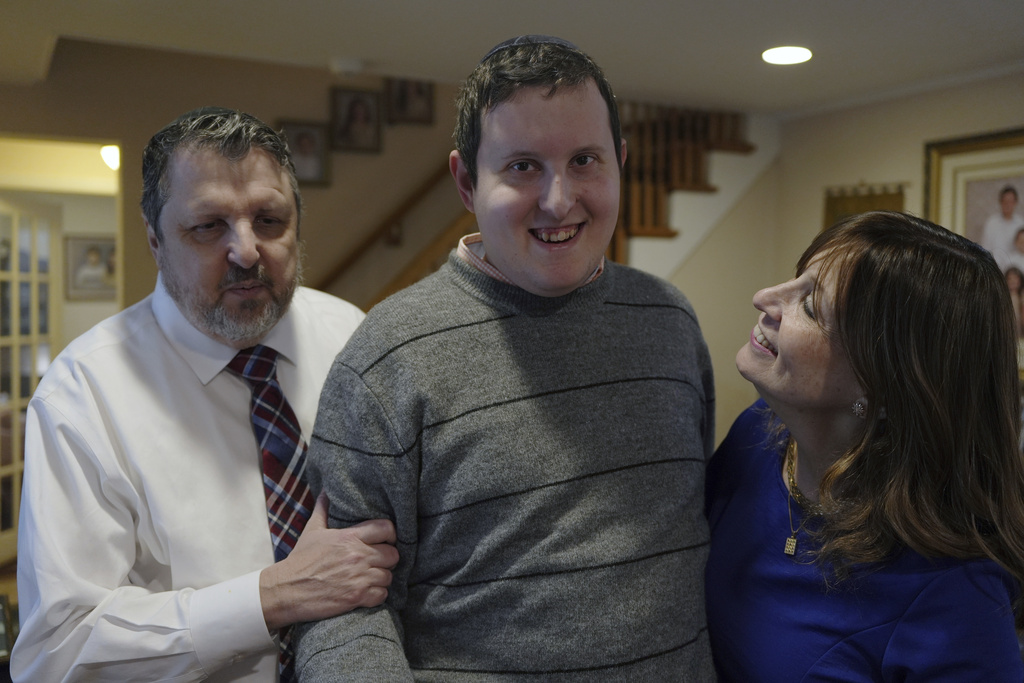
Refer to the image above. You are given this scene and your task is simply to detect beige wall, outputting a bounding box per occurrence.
[0,138,117,195]
[672,71,1024,444]
[776,71,1024,284]
[0,140,120,352]
[51,193,120,347]
[670,161,779,442]
[3,39,1023,444]
[0,38,460,308]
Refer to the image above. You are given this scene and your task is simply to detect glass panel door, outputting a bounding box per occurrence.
[0,198,59,563]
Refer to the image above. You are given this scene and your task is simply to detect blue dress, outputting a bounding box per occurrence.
[705,401,1023,682]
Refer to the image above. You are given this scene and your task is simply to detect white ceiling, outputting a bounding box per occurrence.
[6,0,1024,117]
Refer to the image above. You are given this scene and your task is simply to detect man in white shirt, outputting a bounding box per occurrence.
[980,185,1024,272]
[11,107,398,682]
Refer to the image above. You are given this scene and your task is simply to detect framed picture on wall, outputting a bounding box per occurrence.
[0,593,12,661]
[386,79,434,125]
[822,184,905,231]
[279,120,330,186]
[65,235,116,301]
[926,128,1024,354]
[925,127,1024,251]
[330,88,382,153]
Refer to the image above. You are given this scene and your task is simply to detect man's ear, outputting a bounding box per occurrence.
[449,150,476,214]
[619,138,628,169]
[144,216,161,263]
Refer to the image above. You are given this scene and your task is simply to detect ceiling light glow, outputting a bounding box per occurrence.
[762,46,812,65]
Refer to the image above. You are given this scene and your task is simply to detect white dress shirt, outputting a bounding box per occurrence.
[11,277,364,682]
[980,211,1024,272]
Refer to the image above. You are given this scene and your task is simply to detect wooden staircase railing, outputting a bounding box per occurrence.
[314,161,452,291]
[316,105,756,303]
[619,103,755,238]
[369,210,476,307]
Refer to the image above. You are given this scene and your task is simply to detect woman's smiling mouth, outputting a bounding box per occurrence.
[754,324,777,354]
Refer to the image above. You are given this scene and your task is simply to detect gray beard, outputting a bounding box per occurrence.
[161,258,302,346]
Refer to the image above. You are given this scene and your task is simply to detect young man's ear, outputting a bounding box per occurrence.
[619,138,628,169]
[449,150,476,214]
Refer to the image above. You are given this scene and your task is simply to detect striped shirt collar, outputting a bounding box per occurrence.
[456,232,604,289]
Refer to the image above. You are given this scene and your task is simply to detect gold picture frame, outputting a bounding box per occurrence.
[64,235,116,301]
[386,79,434,125]
[924,127,1024,241]
[278,120,330,186]
[330,88,382,153]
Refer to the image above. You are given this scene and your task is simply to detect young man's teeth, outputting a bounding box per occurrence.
[539,226,578,243]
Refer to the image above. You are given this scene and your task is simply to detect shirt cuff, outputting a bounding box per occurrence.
[190,570,276,674]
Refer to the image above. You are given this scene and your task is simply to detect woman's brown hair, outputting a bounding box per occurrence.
[797,211,1024,626]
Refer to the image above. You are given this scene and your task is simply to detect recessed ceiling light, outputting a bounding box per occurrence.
[762,46,812,65]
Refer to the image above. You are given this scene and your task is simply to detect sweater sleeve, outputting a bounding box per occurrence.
[880,561,1022,682]
[294,359,418,682]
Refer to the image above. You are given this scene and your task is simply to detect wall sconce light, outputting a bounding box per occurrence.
[100,145,120,171]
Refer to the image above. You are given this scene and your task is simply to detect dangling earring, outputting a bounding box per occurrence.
[852,399,867,419]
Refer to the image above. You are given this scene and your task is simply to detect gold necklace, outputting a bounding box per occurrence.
[783,441,819,556]
[784,495,798,555]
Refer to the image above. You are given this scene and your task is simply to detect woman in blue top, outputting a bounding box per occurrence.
[706,211,1024,681]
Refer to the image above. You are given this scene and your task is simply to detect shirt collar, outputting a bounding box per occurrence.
[152,273,299,385]
[456,233,605,286]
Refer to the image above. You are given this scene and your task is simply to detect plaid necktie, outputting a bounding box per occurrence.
[228,344,313,681]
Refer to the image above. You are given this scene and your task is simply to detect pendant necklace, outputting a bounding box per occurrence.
[785,495,798,555]
[783,441,818,556]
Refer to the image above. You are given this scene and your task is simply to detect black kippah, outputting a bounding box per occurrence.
[480,35,580,63]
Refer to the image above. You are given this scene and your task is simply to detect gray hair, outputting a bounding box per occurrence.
[141,107,301,240]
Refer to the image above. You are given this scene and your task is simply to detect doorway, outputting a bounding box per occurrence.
[0,138,121,636]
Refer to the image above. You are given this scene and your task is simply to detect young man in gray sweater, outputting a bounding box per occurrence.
[295,35,716,681]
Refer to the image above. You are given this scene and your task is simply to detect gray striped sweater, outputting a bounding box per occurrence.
[296,253,716,682]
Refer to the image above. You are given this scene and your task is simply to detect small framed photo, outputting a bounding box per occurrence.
[0,593,12,660]
[331,88,382,153]
[65,236,115,301]
[386,79,434,125]
[279,120,330,186]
